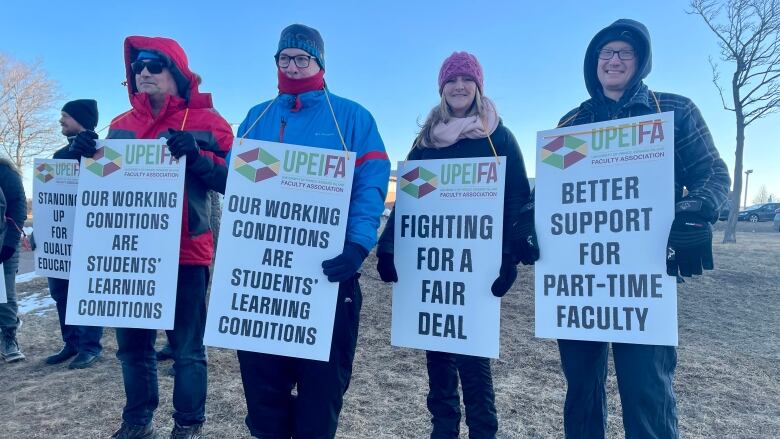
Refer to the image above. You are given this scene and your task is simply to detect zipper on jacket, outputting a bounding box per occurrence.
[279,117,287,143]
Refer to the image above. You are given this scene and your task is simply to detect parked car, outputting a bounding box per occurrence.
[773,208,780,232]
[737,202,780,222]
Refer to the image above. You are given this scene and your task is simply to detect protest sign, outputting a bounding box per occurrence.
[204,139,353,361]
[32,159,79,279]
[535,112,677,346]
[391,157,505,358]
[66,139,184,329]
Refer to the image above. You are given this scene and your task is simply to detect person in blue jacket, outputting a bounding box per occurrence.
[235,24,390,439]
[556,19,730,439]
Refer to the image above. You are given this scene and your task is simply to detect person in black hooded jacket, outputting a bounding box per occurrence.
[0,157,27,363]
[377,52,538,439]
[555,19,730,439]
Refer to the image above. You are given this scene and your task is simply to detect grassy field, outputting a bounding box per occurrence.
[1,224,778,438]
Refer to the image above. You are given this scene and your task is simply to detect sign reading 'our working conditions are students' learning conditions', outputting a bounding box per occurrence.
[391,157,505,358]
[33,159,79,279]
[66,140,185,329]
[535,112,677,346]
[204,139,354,361]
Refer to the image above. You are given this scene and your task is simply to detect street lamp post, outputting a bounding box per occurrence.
[743,169,753,209]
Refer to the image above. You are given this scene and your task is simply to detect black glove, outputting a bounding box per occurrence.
[322,242,369,283]
[166,129,201,165]
[69,130,98,158]
[376,251,398,282]
[29,233,37,252]
[666,198,714,277]
[490,255,518,297]
[0,245,16,263]
[513,201,540,265]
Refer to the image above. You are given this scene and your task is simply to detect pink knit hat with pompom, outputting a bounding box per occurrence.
[438,51,484,95]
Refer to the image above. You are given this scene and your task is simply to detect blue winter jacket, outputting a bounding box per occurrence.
[238,89,391,252]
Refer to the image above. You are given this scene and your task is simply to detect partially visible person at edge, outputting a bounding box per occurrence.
[40,99,104,370]
[555,19,730,439]
[235,24,390,439]
[375,51,539,439]
[69,36,233,439]
[0,156,26,363]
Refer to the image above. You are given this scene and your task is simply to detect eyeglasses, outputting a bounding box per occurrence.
[131,60,168,75]
[276,54,316,68]
[598,49,635,60]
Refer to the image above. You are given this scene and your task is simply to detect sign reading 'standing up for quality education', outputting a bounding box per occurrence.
[204,139,354,361]
[391,157,505,358]
[535,112,677,346]
[33,159,79,279]
[66,140,185,329]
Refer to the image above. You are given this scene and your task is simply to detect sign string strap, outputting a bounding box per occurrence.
[180,108,189,130]
[322,83,350,160]
[237,95,279,145]
[479,117,500,165]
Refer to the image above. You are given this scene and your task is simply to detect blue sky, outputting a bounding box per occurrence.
[3,0,778,204]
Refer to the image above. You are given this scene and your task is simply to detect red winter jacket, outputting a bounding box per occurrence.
[108,36,233,266]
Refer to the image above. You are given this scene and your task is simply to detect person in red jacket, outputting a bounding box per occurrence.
[70,36,233,439]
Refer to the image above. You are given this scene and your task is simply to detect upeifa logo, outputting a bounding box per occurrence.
[85,146,123,177]
[234,147,280,182]
[541,135,588,169]
[34,163,55,183]
[400,166,438,198]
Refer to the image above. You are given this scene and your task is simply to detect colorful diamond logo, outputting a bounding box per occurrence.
[400,166,438,198]
[34,163,55,183]
[85,146,122,177]
[540,135,588,169]
[233,147,280,182]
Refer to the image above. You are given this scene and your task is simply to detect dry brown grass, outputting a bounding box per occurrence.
[1,226,778,438]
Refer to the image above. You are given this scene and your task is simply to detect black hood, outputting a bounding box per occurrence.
[584,19,652,100]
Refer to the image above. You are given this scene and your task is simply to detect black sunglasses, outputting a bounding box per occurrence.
[131,59,167,75]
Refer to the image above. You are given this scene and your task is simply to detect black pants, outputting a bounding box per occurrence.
[48,277,103,355]
[558,340,678,439]
[237,276,362,439]
[426,351,497,439]
[116,266,209,426]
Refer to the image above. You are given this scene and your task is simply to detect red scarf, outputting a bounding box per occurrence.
[277,70,325,112]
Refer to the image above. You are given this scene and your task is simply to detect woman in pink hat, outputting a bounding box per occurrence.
[376,52,538,438]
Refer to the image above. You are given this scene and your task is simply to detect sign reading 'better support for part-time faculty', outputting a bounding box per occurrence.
[33,159,79,279]
[391,157,505,358]
[535,112,677,346]
[204,139,353,361]
[66,140,185,329]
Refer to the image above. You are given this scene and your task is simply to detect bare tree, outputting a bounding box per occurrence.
[689,0,780,242]
[0,52,61,169]
[752,184,769,203]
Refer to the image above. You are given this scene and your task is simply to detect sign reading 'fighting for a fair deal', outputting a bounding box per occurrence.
[204,139,354,361]
[535,112,677,346]
[66,140,185,329]
[391,157,505,358]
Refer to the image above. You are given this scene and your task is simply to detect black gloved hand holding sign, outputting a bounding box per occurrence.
[666,197,715,277]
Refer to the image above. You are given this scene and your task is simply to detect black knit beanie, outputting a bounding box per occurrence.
[62,99,98,131]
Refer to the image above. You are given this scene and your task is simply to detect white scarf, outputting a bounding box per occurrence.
[421,97,500,148]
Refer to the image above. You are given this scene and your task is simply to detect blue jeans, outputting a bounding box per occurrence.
[426,351,497,439]
[558,340,678,439]
[116,265,208,426]
[0,248,20,330]
[48,277,103,355]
